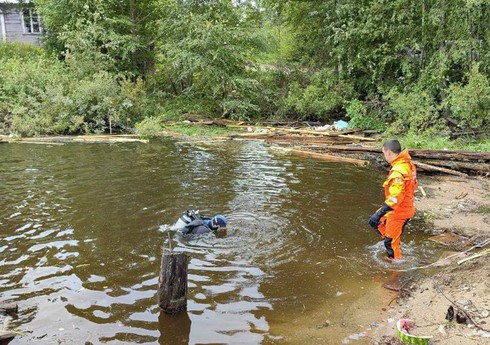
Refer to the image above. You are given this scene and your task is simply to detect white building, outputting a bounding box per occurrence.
[0,0,42,46]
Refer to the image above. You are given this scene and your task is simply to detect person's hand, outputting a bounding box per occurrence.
[368,203,392,229]
[369,211,383,229]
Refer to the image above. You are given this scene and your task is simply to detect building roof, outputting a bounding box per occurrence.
[0,1,31,4]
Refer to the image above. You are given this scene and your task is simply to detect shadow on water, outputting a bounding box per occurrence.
[0,139,443,344]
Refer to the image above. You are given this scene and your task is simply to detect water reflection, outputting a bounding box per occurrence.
[0,140,441,344]
[159,312,191,344]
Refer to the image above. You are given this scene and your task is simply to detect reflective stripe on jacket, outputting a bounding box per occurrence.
[383,149,417,219]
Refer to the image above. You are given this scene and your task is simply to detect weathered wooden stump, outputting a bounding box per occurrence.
[0,303,17,315]
[157,249,191,314]
[0,302,18,345]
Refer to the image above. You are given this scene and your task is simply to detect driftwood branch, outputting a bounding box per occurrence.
[303,145,487,175]
[413,161,469,177]
[434,285,489,332]
[457,248,490,265]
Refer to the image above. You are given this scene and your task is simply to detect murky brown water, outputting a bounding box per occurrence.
[0,139,441,344]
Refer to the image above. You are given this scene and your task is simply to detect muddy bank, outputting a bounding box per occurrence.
[371,175,490,344]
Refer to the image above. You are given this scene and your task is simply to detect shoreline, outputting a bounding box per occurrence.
[372,175,490,344]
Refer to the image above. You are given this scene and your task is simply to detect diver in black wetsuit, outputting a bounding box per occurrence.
[177,210,227,235]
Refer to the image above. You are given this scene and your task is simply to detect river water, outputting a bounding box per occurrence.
[0,139,441,344]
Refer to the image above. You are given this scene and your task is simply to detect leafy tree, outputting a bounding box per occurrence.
[155,0,265,119]
[36,0,160,77]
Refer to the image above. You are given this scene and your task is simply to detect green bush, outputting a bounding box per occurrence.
[400,132,490,151]
[444,64,490,131]
[283,77,343,120]
[0,42,43,60]
[346,99,387,131]
[0,50,159,136]
[0,57,72,136]
[134,117,164,137]
[120,78,154,126]
[70,72,120,134]
[385,88,443,135]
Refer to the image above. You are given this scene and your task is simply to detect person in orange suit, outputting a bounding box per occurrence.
[369,139,417,262]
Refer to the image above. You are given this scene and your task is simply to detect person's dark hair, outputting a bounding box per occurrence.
[383,139,402,154]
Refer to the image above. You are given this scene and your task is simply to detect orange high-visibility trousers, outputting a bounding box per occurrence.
[378,216,410,260]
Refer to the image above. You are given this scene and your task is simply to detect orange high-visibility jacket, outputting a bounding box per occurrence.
[383,149,417,219]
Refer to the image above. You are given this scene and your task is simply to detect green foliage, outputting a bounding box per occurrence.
[36,0,160,77]
[165,123,232,137]
[134,117,164,137]
[445,64,490,131]
[2,0,490,143]
[0,56,70,136]
[385,88,442,135]
[346,100,387,131]
[0,50,153,136]
[155,0,265,119]
[69,72,121,134]
[119,78,154,126]
[280,69,351,120]
[400,133,490,151]
[0,42,43,60]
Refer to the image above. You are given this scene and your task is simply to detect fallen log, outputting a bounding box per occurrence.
[266,135,354,144]
[270,146,370,166]
[311,145,490,162]
[411,149,490,162]
[9,135,149,144]
[11,141,65,146]
[226,125,375,141]
[419,159,490,174]
[413,161,469,177]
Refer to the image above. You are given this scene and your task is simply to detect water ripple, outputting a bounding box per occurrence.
[0,140,444,344]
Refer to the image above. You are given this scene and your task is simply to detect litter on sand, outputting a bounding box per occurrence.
[396,319,433,345]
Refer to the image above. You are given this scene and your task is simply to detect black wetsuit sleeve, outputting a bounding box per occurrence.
[182,219,206,234]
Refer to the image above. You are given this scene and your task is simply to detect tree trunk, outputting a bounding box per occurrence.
[157,250,191,314]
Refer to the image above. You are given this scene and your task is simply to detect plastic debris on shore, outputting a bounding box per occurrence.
[314,120,349,131]
[396,319,433,345]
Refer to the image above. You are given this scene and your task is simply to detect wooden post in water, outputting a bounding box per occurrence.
[0,301,18,345]
[157,248,191,314]
[0,302,17,314]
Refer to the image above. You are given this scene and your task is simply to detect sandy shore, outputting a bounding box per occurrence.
[372,175,490,344]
